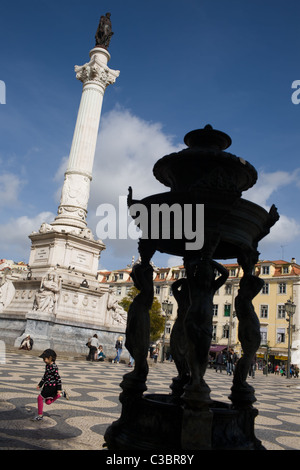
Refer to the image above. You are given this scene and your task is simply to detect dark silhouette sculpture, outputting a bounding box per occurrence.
[169,278,190,399]
[183,257,229,408]
[229,251,265,405]
[95,13,114,49]
[121,262,154,396]
[104,124,279,450]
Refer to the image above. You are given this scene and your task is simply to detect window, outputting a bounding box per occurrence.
[165,324,171,335]
[224,304,231,317]
[212,325,217,341]
[116,286,122,295]
[277,304,286,319]
[261,283,269,294]
[261,266,270,275]
[225,284,232,295]
[223,325,229,338]
[260,327,268,344]
[282,266,289,274]
[155,286,160,295]
[230,269,236,277]
[278,283,286,294]
[260,305,268,319]
[276,328,286,343]
[160,273,165,280]
[119,273,123,280]
[213,304,218,316]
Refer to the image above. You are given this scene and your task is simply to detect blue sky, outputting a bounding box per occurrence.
[0,0,300,270]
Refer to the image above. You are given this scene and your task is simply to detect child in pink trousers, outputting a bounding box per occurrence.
[32,348,68,421]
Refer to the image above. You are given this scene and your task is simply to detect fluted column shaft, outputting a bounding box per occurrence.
[52,47,119,231]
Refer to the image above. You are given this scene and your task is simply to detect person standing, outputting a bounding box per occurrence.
[87,334,99,361]
[226,348,234,376]
[112,336,123,363]
[152,346,159,364]
[32,349,68,421]
[249,355,257,378]
[216,351,224,373]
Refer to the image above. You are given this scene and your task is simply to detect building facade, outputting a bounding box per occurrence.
[98,258,300,367]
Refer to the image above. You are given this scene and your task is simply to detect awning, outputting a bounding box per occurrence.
[210,345,227,352]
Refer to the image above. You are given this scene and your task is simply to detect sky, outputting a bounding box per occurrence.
[0,0,300,270]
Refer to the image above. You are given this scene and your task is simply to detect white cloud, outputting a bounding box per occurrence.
[0,211,54,261]
[166,255,183,267]
[244,169,300,252]
[244,169,300,208]
[85,107,183,266]
[0,173,24,207]
[90,107,183,207]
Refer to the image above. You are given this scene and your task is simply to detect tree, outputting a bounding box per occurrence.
[119,286,165,342]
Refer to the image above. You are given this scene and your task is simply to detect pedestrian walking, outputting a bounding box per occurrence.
[112,336,123,363]
[32,349,69,421]
[249,355,256,378]
[216,351,224,373]
[152,346,159,363]
[226,348,234,376]
[128,353,135,367]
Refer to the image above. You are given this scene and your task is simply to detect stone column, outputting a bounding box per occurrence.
[52,47,120,231]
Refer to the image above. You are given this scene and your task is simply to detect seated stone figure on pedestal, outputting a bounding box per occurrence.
[107,289,127,325]
[33,271,61,314]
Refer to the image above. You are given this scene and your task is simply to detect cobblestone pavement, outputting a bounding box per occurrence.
[0,351,300,451]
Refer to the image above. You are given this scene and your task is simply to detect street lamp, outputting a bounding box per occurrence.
[285,299,296,379]
[161,299,173,362]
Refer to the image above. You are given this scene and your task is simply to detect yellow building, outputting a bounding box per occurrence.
[98,258,300,367]
[251,259,300,368]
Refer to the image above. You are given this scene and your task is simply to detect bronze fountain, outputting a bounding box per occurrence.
[104,124,279,450]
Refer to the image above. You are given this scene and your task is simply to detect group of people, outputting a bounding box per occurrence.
[86,334,106,362]
[274,363,299,377]
[214,347,238,375]
[86,334,124,363]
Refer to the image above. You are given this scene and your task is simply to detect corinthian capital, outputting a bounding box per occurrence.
[75,55,119,87]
